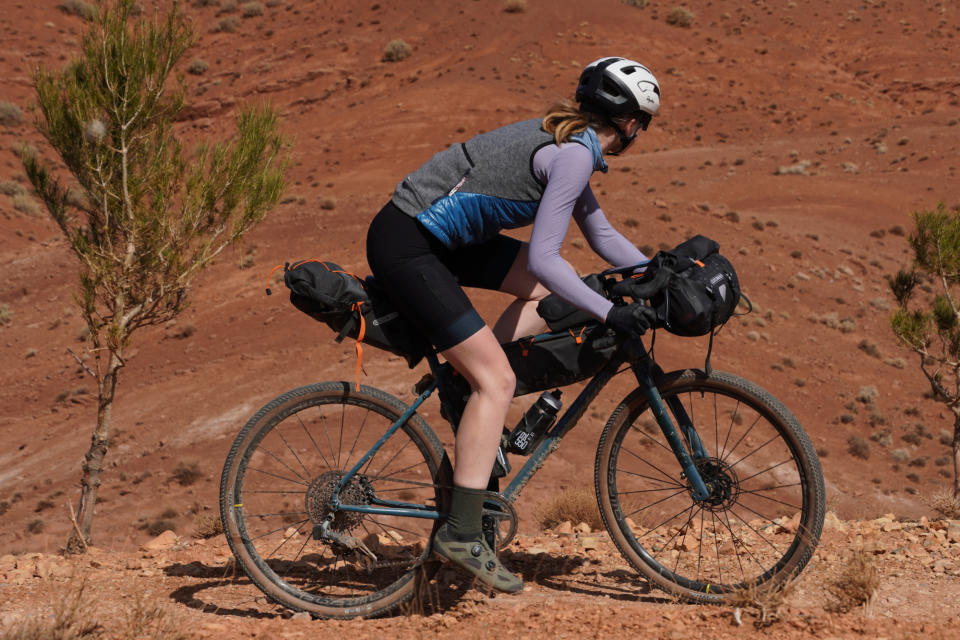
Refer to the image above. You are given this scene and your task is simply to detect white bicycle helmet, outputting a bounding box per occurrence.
[576,57,660,130]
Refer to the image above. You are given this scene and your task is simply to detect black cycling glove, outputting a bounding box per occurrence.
[605,303,657,338]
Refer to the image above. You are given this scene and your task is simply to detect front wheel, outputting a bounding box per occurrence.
[595,369,825,603]
[220,382,451,619]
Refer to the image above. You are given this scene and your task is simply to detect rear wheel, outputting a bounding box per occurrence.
[220,382,451,619]
[595,370,824,602]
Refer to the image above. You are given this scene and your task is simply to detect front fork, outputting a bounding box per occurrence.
[630,343,712,502]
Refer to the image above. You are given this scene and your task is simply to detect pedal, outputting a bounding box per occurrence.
[490,445,511,479]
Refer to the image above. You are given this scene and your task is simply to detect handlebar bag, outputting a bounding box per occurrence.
[640,235,741,337]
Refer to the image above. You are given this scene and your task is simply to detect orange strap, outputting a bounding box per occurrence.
[352,301,366,390]
[568,326,586,345]
[519,337,535,357]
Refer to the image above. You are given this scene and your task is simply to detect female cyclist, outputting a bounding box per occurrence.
[366,57,661,592]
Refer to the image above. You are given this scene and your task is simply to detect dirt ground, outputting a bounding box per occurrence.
[2,0,960,637]
[2,514,959,639]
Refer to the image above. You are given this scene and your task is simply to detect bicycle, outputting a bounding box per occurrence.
[219,265,826,619]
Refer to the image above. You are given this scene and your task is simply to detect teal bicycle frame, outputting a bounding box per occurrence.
[327,334,713,527]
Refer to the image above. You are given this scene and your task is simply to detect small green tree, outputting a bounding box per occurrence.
[20,0,286,552]
[889,203,960,498]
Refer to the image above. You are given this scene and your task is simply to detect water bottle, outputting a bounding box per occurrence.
[506,389,563,455]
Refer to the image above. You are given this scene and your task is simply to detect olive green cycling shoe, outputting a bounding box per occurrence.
[432,523,523,593]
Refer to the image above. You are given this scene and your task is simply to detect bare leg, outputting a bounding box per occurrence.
[492,243,552,343]
[440,327,516,489]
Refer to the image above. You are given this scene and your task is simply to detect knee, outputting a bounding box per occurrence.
[474,365,516,404]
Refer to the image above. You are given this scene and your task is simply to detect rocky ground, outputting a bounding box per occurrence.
[2,513,959,639]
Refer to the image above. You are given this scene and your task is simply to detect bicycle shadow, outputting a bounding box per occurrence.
[163,560,285,619]
[501,548,671,604]
[159,550,669,620]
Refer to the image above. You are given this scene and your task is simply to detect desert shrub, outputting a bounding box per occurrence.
[12,194,42,216]
[0,180,27,196]
[0,500,9,516]
[192,0,221,6]
[0,101,23,126]
[0,303,12,326]
[665,6,695,27]
[382,39,411,62]
[186,58,209,75]
[726,579,796,628]
[145,519,176,536]
[535,487,602,530]
[928,488,960,518]
[27,518,46,534]
[826,548,878,613]
[216,16,240,31]
[624,0,647,6]
[856,386,878,404]
[847,436,870,460]
[857,339,881,358]
[320,196,336,210]
[160,507,178,519]
[241,1,264,17]
[171,460,203,486]
[503,0,526,12]
[57,0,96,19]
[193,512,224,538]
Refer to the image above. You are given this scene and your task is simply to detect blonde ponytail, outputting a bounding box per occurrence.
[542,100,602,145]
[542,99,638,145]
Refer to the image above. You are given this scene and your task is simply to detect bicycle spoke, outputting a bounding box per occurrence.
[299,412,333,473]
[727,433,783,469]
[276,425,312,479]
[344,408,371,471]
[738,488,802,512]
[736,457,795,485]
[616,466,685,489]
[248,465,309,487]
[720,412,763,465]
[619,448,684,486]
[258,444,312,485]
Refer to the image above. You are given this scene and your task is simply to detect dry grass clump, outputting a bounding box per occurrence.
[535,487,602,531]
[624,0,648,7]
[240,1,264,16]
[382,39,411,62]
[0,180,27,196]
[665,6,695,27]
[503,0,526,12]
[216,16,241,32]
[193,512,224,539]
[186,58,209,75]
[847,436,870,459]
[727,579,796,628]
[826,548,879,613]
[927,488,960,518]
[13,194,42,216]
[171,460,204,486]
[1,578,190,640]
[0,303,12,326]
[0,101,23,127]
[57,0,96,20]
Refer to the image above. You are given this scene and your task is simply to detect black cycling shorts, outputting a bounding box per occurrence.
[366,201,522,351]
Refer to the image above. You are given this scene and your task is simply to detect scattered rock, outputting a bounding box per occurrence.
[141,530,179,551]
